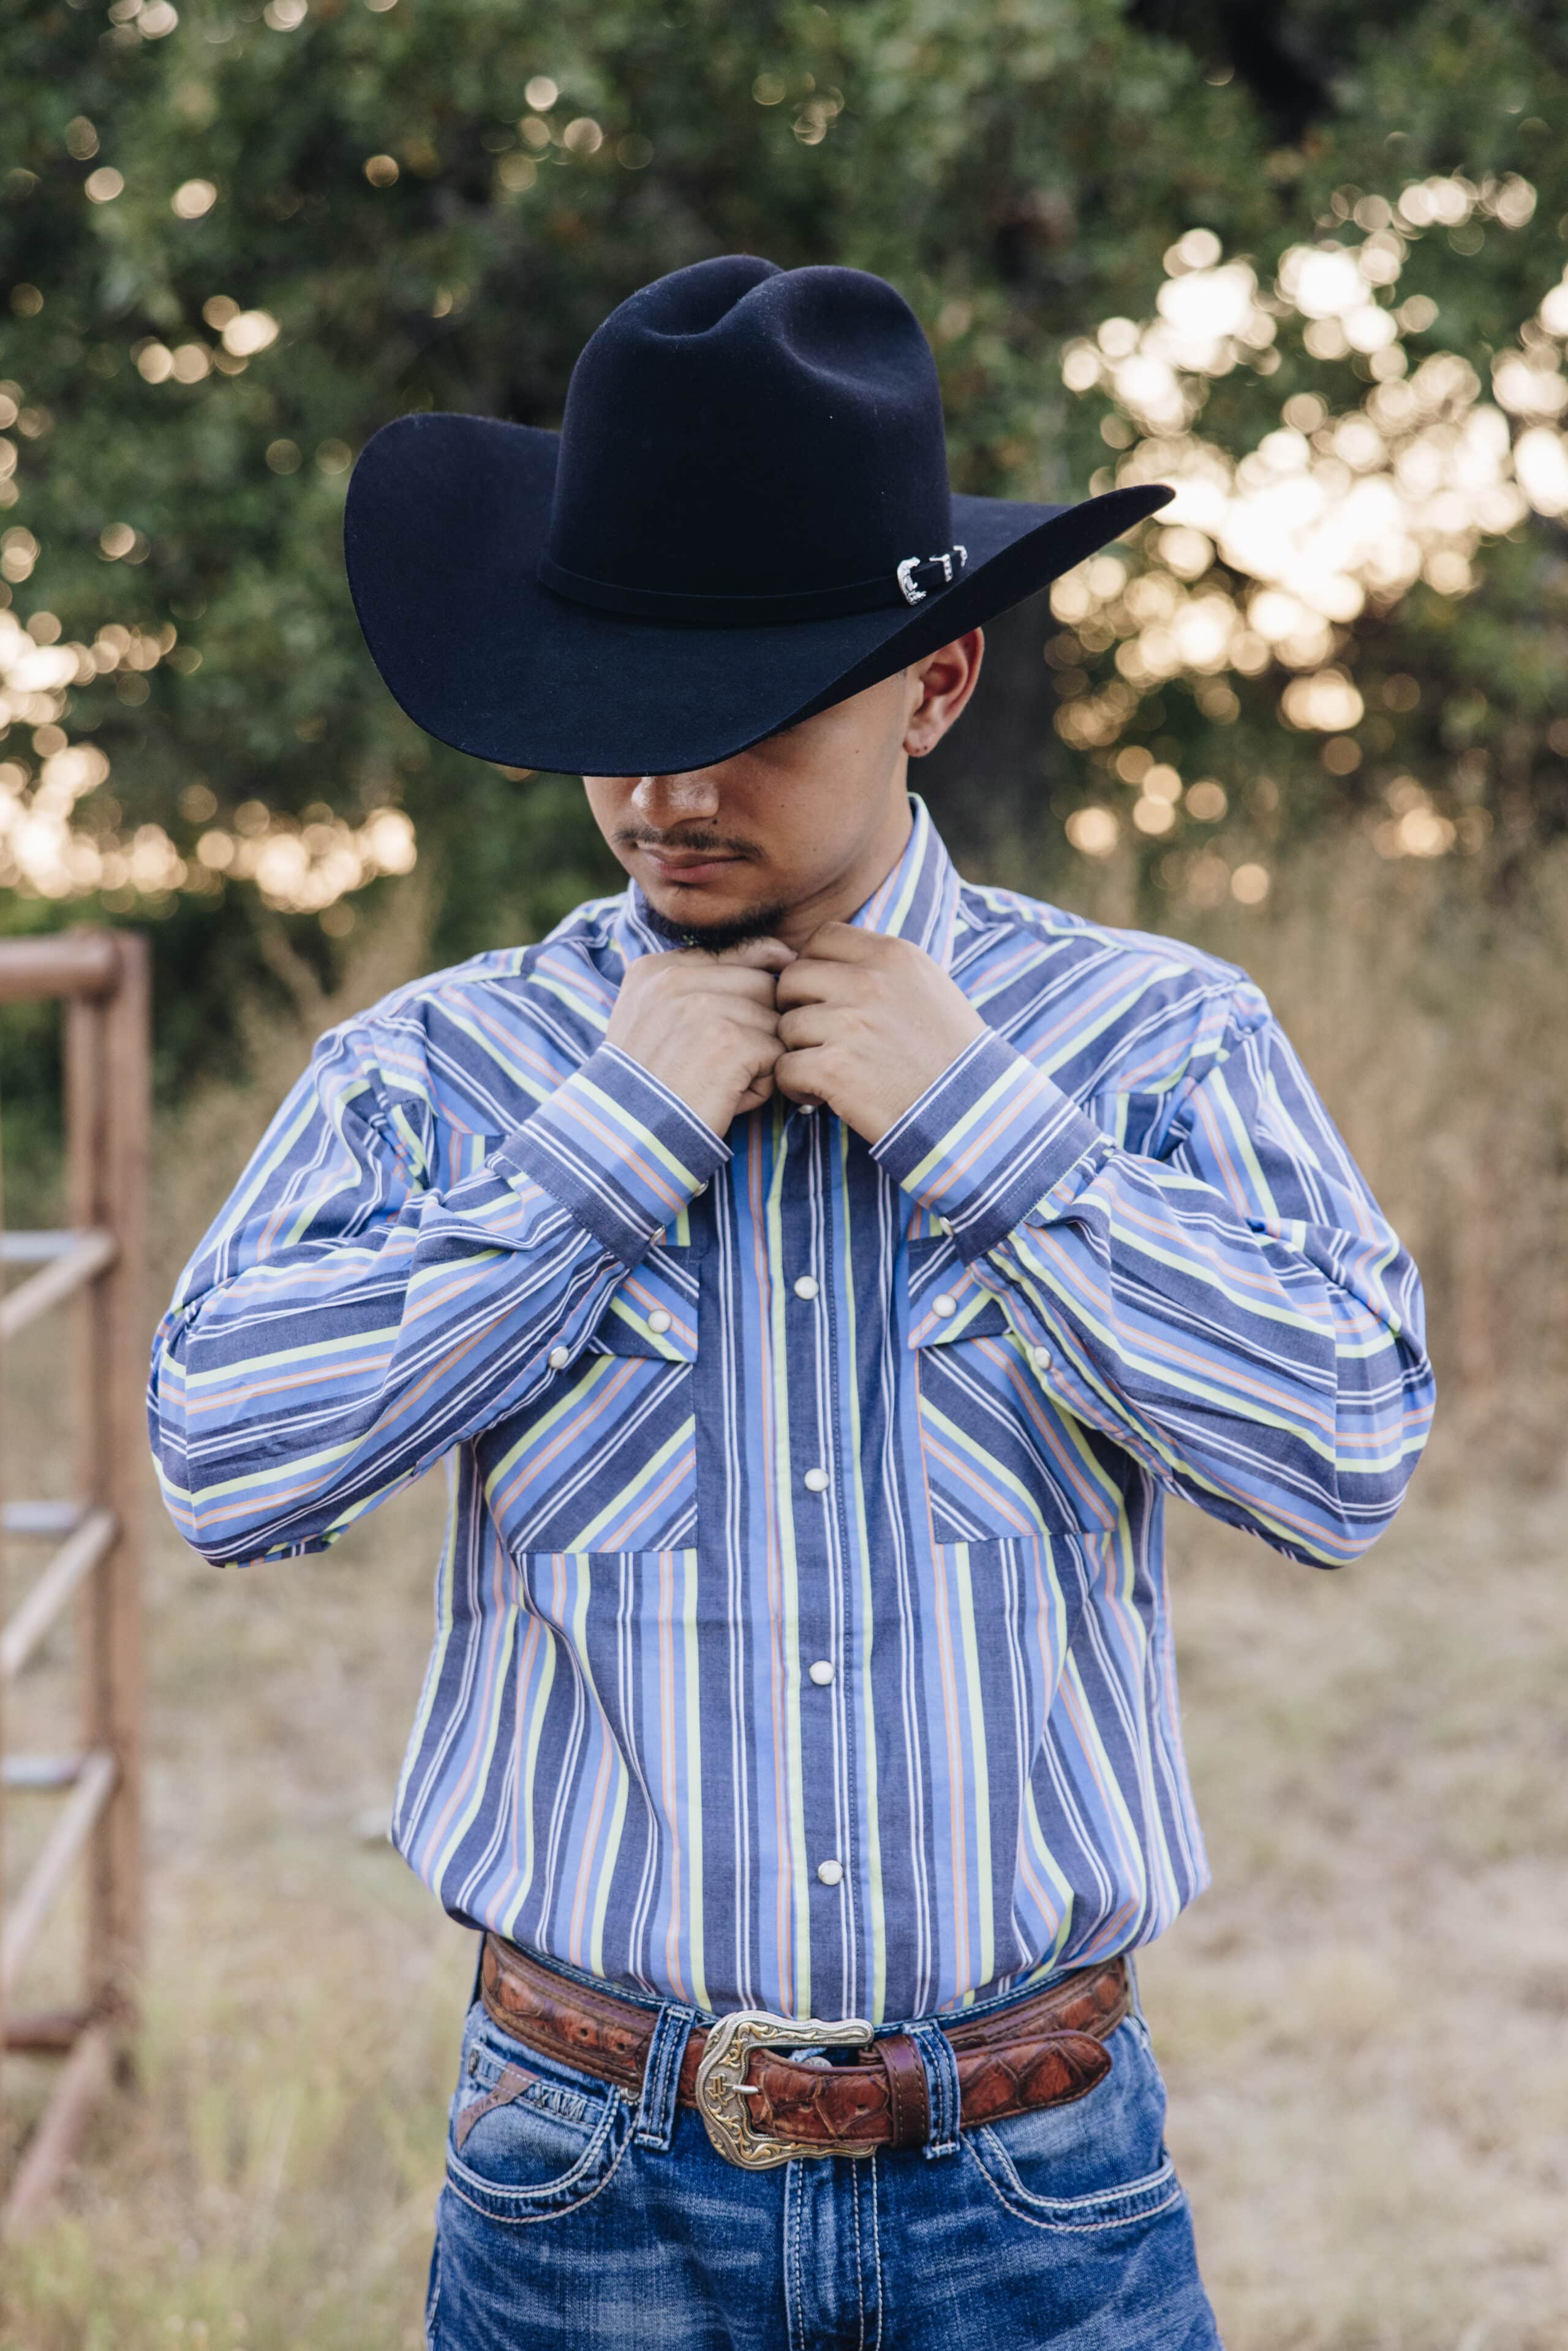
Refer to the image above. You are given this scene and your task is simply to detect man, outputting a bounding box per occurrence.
[149,258,1433,2349]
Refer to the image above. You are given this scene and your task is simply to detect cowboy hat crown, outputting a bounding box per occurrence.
[541,254,962,623]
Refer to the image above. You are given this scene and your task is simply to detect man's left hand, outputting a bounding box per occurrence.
[774,924,989,1144]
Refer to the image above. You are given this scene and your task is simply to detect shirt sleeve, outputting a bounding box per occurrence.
[871,1001,1434,1567]
[148,1030,726,1570]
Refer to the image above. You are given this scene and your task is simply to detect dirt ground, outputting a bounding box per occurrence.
[5,1375,1566,2349]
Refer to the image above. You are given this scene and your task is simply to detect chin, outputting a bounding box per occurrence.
[643,891,790,951]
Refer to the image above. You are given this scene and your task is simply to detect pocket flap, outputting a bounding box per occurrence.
[907,1235,1010,1348]
[590,1242,699,1362]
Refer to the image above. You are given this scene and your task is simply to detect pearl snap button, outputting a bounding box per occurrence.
[932,1292,956,1318]
[548,1345,570,1370]
[938,1217,953,1237]
[808,1659,835,1686]
[647,1308,672,1334]
[816,1859,843,1887]
[650,1228,665,1245]
[793,1275,819,1301]
[803,1466,829,1493]
[1031,1344,1052,1371]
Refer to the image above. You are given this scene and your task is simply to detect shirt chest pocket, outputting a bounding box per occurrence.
[907,1235,1091,1546]
[483,1236,701,1558]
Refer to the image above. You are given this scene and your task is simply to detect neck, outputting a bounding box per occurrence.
[771,783,914,954]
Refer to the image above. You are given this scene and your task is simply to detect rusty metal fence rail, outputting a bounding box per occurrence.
[0,928,148,2232]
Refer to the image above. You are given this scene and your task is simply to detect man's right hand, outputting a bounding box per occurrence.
[603,938,796,1138]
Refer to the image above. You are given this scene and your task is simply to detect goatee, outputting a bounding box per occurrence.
[641,899,792,956]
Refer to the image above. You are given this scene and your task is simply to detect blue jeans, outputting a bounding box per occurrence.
[426,1964,1222,2350]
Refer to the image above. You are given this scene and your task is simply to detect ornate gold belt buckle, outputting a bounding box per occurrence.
[695,2009,876,2170]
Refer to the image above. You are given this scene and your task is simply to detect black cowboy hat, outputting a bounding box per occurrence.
[344,255,1172,777]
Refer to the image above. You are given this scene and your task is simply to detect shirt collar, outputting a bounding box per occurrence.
[847,794,960,970]
[611,794,961,975]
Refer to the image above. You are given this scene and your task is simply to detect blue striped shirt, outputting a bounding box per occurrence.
[148,799,1433,2023]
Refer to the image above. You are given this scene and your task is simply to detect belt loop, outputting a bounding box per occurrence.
[907,2020,962,2160]
[633,2000,696,2153]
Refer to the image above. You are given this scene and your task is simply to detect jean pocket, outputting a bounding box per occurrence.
[968,2013,1187,2233]
[444,1999,632,2226]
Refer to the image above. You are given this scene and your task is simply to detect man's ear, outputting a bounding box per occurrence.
[905,630,984,757]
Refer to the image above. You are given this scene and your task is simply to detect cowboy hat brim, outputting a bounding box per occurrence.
[344,412,1172,776]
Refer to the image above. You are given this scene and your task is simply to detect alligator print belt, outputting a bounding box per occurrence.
[477,1931,1131,2171]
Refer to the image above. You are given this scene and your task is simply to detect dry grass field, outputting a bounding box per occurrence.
[3,843,1566,2348]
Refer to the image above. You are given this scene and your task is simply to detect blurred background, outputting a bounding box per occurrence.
[2,0,1567,2342]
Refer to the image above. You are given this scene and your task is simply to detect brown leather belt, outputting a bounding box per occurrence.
[479,1931,1129,2169]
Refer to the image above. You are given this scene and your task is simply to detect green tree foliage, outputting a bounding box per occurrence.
[2,0,1567,1089]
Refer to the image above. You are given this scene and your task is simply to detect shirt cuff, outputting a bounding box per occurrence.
[870,1030,1106,1258]
[495,1044,731,1263]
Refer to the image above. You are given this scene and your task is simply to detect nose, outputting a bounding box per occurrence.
[630,771,722,829]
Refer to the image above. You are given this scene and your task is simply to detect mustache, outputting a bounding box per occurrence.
[616,828,756,858]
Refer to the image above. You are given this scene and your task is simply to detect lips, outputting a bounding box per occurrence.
[640,848,744,883]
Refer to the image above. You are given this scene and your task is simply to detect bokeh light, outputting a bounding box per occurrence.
[1054,171,1566,883]
[0,574,413,911]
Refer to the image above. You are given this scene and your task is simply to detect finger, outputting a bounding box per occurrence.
[734,1071,777,1114]
[707,936,797,970]
[777,1005,832,1051]
[790,921,875,964]
[722,999,788,1037]
[676,965,787,1005]
[775,957,854,1009]
[739,1016,786,1061]
[775,1046,834,1100]
[739,1040,785,1101]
